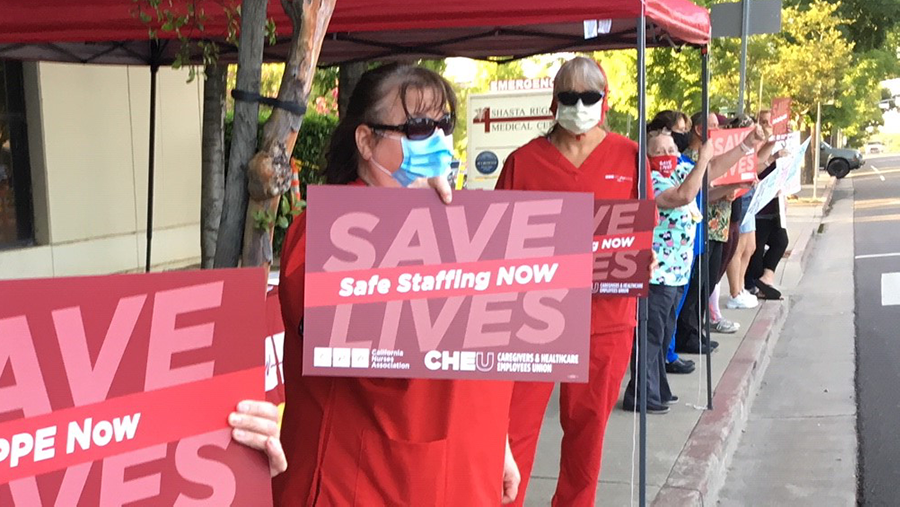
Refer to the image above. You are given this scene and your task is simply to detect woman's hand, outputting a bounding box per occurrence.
[229,400,287,477]
[410,175,453,204]
[648,250,659,277]
[697,140,714,165]
[502,438,521,504]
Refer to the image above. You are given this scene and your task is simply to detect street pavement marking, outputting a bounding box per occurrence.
[870,165,887,182]
[857,252,900,260]
[883,272,900,306]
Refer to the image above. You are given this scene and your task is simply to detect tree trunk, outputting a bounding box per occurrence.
[338,62,367,117]
[214,0,268,268]
[240,0,336,268]
[201,63,227,269]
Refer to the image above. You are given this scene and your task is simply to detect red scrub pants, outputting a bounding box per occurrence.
[506,328,634,507]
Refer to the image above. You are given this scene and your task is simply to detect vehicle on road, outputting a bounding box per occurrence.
[865,141,885,154]
[820,141,864,179]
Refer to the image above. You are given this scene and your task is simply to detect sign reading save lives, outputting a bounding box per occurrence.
[591,200,656,297]
[0,269,271,505]
[710,126,758,186]
[303,186,593,382]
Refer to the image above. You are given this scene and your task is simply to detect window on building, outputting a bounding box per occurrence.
[0,60,34,248]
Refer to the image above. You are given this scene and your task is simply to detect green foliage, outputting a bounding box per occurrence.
[131,0,278,82]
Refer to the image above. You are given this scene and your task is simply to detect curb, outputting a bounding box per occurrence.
[651,178,837,507]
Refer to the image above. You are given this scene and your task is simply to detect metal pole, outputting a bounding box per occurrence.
[146,53,159,273]
[637,11,649,507]
[813,101,821,200]
[738,0,750,115]
[701,47,713,411]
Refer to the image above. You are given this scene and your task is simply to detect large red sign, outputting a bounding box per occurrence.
[303,186,594,382]
[0,269,271,506]
[771,97,792,137]
[710,126,758,186]
[591,199,656,297]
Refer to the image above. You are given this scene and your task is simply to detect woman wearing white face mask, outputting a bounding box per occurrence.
[496,56,652,507]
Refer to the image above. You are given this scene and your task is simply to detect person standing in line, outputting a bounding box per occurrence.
[674,113,766,354]
[238,63,523,506]
[622,130,714,413]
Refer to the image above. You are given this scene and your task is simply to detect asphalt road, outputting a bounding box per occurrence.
[852,154,900,506]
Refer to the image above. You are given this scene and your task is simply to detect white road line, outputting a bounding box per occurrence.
[882,272,900,306]
[870,165,887,181]
[856,252,900,260]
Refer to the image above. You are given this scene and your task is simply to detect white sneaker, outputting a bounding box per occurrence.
[726,291,758,309]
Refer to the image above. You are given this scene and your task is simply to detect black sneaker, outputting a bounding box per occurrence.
[676,340,719,355]
[666,358,696,374]
[622,401,670,414]
[664,395,679,406]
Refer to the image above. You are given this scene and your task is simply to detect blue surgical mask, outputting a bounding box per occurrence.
[372,131,453,187]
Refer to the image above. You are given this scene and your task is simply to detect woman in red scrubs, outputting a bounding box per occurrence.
[240,63,520,506]
[498,56,648,507]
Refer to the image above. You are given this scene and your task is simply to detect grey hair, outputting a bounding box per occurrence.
[553,56,606,94]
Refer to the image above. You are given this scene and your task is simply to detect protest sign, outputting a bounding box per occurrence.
[0,269,271,506]
[591,199,656,297]
[742,137,810,228]
[710,126,758,186]
[303,186,594,382]
[771,97,792,137]
[780,132,804,195]
[264,288,285,408]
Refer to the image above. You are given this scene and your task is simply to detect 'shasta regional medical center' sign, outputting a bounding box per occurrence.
[0,270,271,506]
[303,186,594,382]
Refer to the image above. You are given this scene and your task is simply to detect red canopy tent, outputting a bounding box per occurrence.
[1,0,708,64]
[0,3,711,505]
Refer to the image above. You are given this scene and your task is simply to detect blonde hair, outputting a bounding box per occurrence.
[553,56,607,94]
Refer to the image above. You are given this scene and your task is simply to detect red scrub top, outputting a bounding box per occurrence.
[272,182,514,507]
[495,132,651,335]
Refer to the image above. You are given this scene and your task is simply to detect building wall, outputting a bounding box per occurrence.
[0,62,204,279]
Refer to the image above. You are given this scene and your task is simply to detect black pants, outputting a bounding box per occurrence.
[625,284,685,407]
[675,240,724,352]
[746,215,789,286]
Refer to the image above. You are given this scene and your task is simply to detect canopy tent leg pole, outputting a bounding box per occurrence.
[145,60,158,273]
[636,10,649,507]
[701,45,713,410]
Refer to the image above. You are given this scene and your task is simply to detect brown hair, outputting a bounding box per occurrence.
[324,63,457,184]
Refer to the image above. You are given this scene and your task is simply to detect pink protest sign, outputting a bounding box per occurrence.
[0,269,271,506]
[302,186,594,382]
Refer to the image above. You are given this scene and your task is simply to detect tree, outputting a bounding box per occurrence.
[201,63,227,268]
[216,0,269,268]
[241,0,336,268]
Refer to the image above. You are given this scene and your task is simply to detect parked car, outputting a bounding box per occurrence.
[865,141,885,154]
[820,141,863,179]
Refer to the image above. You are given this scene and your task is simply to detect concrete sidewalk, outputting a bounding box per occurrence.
[717,179,856,506]
[523,178,836,506]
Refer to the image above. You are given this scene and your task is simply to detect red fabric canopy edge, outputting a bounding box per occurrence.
[0,0,710,47]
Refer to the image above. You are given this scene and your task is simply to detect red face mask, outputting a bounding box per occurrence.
[650,155,679,178]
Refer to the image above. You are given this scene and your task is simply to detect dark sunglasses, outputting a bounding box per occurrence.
[556,91,605,106]
[367,114,455,140]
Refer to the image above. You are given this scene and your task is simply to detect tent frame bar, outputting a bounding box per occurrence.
[145,40,161,273]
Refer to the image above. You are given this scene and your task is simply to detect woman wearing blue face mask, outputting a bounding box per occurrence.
[267,63,520,506]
